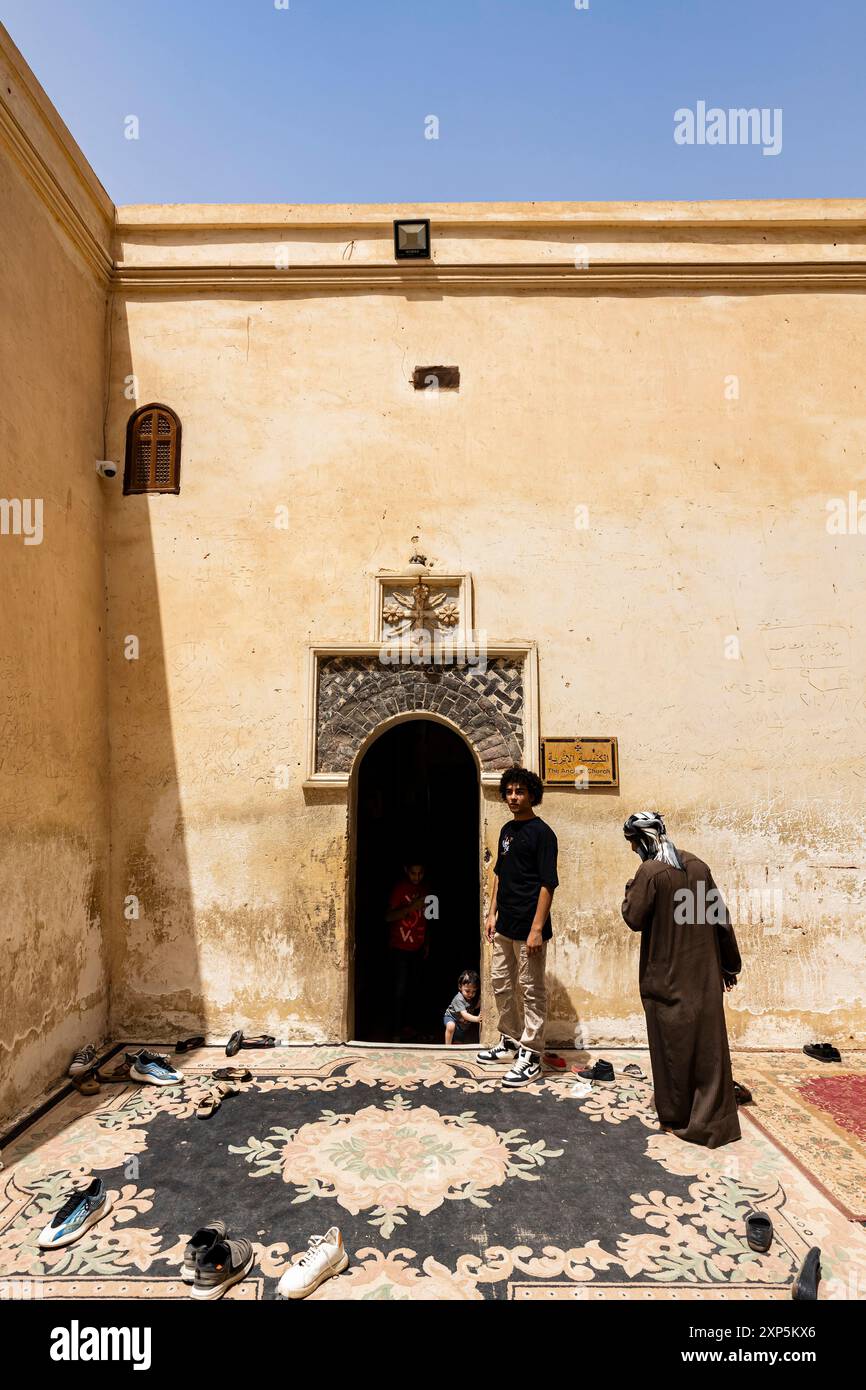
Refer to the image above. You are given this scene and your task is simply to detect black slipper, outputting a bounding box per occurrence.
[792,1246,821,1300]
[175,1036,205,1053]
[745,1211,773,1253]
[212,1067,252,1082]
[226,1030,244,1057]
[803,1043,841,1063]
[240,1034,276,1050]
[734,1081,753,1105]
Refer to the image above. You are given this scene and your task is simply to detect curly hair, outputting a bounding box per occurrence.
[498,765,544,806]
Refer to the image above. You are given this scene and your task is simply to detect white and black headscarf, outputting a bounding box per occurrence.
[623,811,685,871]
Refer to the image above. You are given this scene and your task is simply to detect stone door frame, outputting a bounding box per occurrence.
[344,711,484,1043]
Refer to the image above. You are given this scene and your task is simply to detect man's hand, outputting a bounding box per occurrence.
[722,971,738,991]
[525,927,544,955]
[485,914,497,943]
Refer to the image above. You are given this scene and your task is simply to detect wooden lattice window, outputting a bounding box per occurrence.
[124,404,182,495]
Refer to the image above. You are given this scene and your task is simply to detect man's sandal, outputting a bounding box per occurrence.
[196,1081,240,1119]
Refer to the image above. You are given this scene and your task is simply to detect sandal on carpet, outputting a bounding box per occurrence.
[622,1063,648,1080]
[225,1030,244,1057]
[73,1075,101,1096]
[745,1211,773,1252]
[792,1246,821,1301]
[240,1034,276,1050]
[175,1036,205,1053]
[734,1081,753,1105]
[196,1081,240,1119]
[212,1067,252,1082]
[97,1062,132,1083]
[803,1042,841,1063]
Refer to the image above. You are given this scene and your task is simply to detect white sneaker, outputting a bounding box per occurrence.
[502,1047,542,1087]
[277,1227,348,1300]
[476,1037,518,1066]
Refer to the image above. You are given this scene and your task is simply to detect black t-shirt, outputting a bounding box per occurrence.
[494,816,559,941]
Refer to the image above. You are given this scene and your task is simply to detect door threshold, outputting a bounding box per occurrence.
[347,1039,479,1050]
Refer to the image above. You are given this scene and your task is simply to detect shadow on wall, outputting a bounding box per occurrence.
[104,300,200,1042]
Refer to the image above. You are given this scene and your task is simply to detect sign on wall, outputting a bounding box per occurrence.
[540,737,619,788]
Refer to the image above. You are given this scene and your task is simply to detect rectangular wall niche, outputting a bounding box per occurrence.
[413,366,460,390]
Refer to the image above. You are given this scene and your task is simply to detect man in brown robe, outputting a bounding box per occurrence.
[621,812,742,1148]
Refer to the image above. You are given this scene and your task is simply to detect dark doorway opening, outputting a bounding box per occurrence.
[353,718,480,1043]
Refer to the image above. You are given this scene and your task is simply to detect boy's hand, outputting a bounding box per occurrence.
[525,927,544,955]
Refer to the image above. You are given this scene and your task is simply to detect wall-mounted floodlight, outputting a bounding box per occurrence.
[393,219,431,260]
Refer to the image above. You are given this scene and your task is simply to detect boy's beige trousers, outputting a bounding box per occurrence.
[491,934,548,1055]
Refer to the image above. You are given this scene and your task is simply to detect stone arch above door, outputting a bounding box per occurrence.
[305,645,539,786]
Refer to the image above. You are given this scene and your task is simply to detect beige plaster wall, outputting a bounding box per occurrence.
[104,252,866,1050]
[0,27,113,1127]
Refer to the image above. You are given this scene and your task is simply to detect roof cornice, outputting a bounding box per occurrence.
[0,24,113,284]
[112,260,866,294]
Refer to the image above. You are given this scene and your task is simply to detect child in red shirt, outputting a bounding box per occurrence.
[385,861,431,1040]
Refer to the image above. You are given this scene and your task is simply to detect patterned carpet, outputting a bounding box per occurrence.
[2,1047,866,1301]
[732,1051,866,1222]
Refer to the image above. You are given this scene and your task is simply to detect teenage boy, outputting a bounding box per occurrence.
[477,767,558,1086]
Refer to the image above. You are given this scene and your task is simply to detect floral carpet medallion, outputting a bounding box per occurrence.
[2,1048,866,1300]
[229,1093,563,1237]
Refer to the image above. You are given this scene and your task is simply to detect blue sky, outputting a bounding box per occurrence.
[2,0,863,204]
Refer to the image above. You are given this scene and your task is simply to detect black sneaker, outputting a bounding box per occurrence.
[181,1220,227,1282]
[502,1047,542,1087]
[68,1044,97,1076]
[190,1236,254,1300]
[476,1037,518,1066]
[577,1059,615,1082]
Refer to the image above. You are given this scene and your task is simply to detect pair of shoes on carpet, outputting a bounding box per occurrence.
[803,1042,841,1063]
[277,1227,349,1299]
[226,1030,276,1057]
[38,1178,113,1249]
[182,1222,349,1300]
[125,1050,185,1086]
[476,1038,542,1086]
[744,1213,822,1300]
[182,1221,254,1300]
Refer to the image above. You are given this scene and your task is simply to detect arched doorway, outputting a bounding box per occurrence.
[351,718,481,1043]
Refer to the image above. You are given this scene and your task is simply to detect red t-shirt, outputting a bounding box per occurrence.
[388,878,427,952]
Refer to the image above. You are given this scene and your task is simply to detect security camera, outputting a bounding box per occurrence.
[96,461,117,479]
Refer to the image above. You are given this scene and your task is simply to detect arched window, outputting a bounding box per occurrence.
[124,403,182,495]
